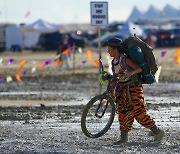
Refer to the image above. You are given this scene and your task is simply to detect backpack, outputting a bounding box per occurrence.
[123,36,158,84]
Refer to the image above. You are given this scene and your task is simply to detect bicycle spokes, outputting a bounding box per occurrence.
[95,99,109,118]
[81,94,115,138]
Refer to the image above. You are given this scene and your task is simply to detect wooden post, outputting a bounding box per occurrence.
[98,26,102,94]
[98,26,101,58]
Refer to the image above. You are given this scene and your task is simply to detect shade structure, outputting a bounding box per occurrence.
[23,19,61,33]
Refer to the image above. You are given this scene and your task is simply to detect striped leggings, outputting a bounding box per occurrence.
[116,86,155,131]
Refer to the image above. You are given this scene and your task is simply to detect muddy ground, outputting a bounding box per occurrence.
[0,48,180,153]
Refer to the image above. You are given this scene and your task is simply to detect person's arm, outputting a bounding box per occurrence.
[125,58,142,78]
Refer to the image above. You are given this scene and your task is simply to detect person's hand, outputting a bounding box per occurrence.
[99,71,111,84]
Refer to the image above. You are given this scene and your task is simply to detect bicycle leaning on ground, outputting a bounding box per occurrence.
[81,60,127,138]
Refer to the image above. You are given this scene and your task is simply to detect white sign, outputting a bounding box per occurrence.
[90,2,108,26]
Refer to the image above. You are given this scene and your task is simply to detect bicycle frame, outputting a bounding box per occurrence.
[95,58,125,119]
[95,76,116,119]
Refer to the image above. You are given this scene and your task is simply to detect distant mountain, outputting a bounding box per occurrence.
[127,6,143,22]
[160,4,178,18]
[143,5,162,19]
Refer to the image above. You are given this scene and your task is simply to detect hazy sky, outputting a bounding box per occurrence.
[0,0,179,25]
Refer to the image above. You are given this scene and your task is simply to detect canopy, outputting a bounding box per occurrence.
[23,19,61,33]
[116,22,143,38]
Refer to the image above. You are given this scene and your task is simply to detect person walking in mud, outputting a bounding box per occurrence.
[102,37,165,143]
[56,34,72,69]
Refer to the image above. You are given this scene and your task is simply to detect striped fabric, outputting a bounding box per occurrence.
[116,86,155,131]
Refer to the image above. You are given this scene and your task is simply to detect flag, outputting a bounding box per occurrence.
[82,61,87,66]
[7,58,14,65]
[31,67,36,73]
[24,11,30,18]
[39,64,44,71]
[161,51,166,58]
[94,60,99,67]
[86,50,93,62]
[177,48,180,66]
[16,60,26,82]
[55,60,62,67]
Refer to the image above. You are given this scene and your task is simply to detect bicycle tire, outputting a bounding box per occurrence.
[81,94,115,138]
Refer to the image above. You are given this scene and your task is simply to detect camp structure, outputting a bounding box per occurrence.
[5,19,61,51]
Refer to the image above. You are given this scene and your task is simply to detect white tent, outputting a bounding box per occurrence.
[116,22,143,38]
[22,19,61,48]
[23,19,61,33]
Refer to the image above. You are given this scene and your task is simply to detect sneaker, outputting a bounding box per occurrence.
[154,129,165,141]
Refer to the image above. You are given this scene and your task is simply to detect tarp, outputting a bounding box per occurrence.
[116,22,143,38]
[23,19,61,33]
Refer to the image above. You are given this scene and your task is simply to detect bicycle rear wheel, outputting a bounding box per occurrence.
[81,94,115,138]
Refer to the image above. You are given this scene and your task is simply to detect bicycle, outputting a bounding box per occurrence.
[81,59,128,138]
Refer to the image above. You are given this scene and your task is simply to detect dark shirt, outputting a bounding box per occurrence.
[57,42,70,55]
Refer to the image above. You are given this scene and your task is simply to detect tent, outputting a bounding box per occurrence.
[22,19,61,49]
[143,5,162,19]
[116,22,143,38]
[127,6,143,22]
[160,4,178,18]
[23,19,61,33]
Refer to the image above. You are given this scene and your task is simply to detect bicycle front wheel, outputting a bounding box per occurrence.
[81,94,115,138]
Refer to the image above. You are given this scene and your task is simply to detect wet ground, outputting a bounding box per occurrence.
[0,48,180,153]
[0,79,179,154]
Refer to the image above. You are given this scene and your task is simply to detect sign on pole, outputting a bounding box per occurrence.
[90,2,108,26]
